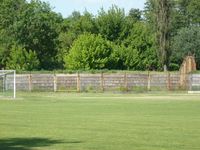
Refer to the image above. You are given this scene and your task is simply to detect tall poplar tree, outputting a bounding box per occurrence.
[155,0,171,71]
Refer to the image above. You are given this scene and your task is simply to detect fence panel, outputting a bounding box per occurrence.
[127,73,148,91]
[16,75,29,91]
[14,72,195,92]
[31,74,54,91]
[103,74,125,91]
[56,74,77,91]
[80,74,101,91]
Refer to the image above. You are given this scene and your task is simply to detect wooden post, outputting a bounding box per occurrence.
[53,74,57,92]
[29,73,32,92]
[100,72,104,92]
[147,71,151,91]
[167,71,171,90]
[124,72,128,91]
[77,72,80,92]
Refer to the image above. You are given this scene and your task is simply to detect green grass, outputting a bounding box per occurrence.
[0,92,200,150]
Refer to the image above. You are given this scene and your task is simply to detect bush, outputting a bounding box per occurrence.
[6,44,39,71]
[64,33,113,70]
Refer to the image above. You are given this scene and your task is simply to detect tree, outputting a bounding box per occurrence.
[144,0,157,27]
[187,0,200,26]
[58,11,96,68]
[174,0,191,28]
[122,22,158,70]
[0,0,25,30]
[171,0,200,31]
[6,44,39,71]
[119,8,143,44]
[0,0,26,68]
[171,27,200,69]
[128,8,142,22]
[64,33,113,70]
[14,0,63,70]
[155,0,171,71]
[0,29,14,69]
[96,5,125,42]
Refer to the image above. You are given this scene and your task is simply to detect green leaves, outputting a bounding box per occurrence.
[1,0,200,71]
[13,0,63,70]
[6,44,39,71]
[118,22,158,70]
[64,34,113,70]
[187,0,200,25]
[96,5,125,42]
[171,27,200,69]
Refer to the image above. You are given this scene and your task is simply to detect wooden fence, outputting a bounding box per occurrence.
[13,72,191,92]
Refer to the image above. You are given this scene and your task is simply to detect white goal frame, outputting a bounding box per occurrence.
[0,70,16,99]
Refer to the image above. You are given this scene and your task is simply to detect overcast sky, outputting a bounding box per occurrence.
[38,0,146,17]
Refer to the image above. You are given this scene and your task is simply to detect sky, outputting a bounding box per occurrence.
[39,0,146,17]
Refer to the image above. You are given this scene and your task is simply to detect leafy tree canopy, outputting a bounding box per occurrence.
[64,33,113,70]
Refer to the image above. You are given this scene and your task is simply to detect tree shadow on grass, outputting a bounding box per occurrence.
[0,137,83,150]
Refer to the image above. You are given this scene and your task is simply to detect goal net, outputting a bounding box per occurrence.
[188,74,200,94]
[0,70,16,98]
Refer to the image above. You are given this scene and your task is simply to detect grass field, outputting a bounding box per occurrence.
[0,92,200,150]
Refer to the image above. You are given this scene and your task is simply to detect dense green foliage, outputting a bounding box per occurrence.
[171,27,200,69]
[156,0,171,71]
[14,0,62,70]
[0,0,200,71]
[65,34,113,70]
[1,92,200,150]
[96,6,125,43]
[6,44,39,70]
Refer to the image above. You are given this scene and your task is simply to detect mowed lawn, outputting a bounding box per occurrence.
[0,92,200,150]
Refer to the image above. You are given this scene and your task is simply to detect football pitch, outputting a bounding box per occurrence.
[0,92,200,150]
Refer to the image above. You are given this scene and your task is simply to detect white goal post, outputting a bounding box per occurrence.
[0,70,16,99]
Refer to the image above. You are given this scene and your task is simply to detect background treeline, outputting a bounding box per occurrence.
[0,0,200,71]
